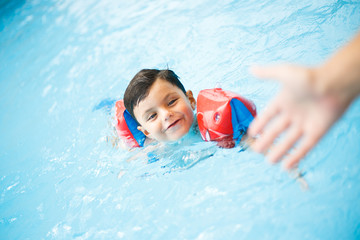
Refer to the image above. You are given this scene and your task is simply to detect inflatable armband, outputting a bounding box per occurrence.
[114,100,146,148]
[197,88,256,144]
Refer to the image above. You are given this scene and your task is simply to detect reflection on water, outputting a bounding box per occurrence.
[119,127,218,178]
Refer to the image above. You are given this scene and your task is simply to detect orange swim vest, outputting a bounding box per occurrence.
[114,88,256,149]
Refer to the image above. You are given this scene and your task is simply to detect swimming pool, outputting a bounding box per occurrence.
[1,0,360,239]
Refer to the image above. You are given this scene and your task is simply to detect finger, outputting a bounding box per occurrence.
[282,133,322,170]
[251,113,291,153]
[266,125,303,164]
[248,96,282,136]
[250,64,288,80]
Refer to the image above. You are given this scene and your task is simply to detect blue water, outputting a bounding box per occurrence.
[1,0,360,239]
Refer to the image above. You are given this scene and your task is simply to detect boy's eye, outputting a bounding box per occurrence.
[147,113,157,121]
[168,98,178,106]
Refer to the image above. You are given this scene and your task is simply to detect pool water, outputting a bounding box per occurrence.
[1,0,360,239]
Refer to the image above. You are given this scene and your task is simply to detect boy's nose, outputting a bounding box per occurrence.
[161,108,173,121]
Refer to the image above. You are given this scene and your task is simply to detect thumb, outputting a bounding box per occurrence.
[250,64,299,85]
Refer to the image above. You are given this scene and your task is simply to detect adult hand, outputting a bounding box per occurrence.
[248,64,353,169]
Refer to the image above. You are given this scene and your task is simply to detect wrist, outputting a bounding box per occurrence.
[310,65,330,97]
[313,62,358,110]
[312,62,348,97]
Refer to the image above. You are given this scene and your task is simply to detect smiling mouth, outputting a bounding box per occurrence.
[166,119,181,131]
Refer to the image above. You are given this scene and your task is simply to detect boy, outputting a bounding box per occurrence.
[124,69,197,143]
[121,71,308,189]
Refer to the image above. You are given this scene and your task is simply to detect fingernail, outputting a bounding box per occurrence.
[250,144,259,152]
[265,156,276,165]
[251,146,262,154]
[266,155,276,164]
[283,162,296,171]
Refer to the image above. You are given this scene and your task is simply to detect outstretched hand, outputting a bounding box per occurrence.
[248,64,353,169]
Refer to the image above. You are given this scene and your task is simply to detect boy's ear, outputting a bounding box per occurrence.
[137,126,152,138]
[186,90,196,110]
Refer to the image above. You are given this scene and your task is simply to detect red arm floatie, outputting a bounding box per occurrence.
[197,88,256,145]
[114,100,146,148]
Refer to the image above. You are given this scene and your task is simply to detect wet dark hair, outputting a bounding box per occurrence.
[124,69,186,123]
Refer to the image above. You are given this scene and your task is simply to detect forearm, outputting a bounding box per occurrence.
[314,32,360,100]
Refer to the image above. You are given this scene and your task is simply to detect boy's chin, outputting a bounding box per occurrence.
[166,131,188,142]
[165,123,193,141]
[163,126,192,142]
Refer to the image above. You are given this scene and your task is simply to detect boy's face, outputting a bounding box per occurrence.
[133,78,195,142]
